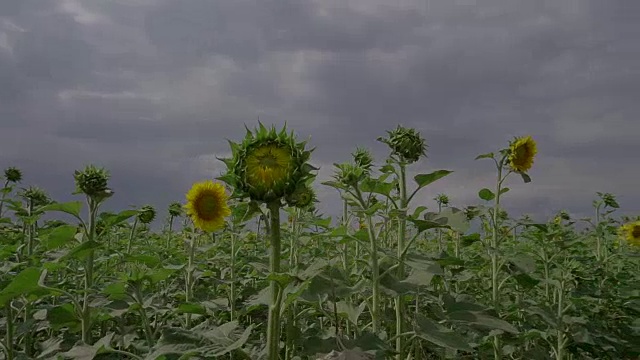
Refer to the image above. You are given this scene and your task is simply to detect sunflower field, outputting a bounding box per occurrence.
[1,124,639,360]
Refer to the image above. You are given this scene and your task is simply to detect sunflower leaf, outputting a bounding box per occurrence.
[478,189,495,201]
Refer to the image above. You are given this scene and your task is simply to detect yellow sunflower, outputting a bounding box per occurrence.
[508,136,537,173]
[184,180,231,232]
[619,221,640,248]
[245,144,293,190]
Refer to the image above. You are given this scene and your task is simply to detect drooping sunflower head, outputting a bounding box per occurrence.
[507,136,537,173]
[219,123,316,203]
[618,220,640,248]
[137,205,156,225]
[378,125,427,164]
[168,201,183,217]
[184,180,231,232]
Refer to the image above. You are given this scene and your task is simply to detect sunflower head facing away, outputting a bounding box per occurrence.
[618,220,640,248]
[184,180,231,232]
[219,123,316,203]
[507,136,537,173]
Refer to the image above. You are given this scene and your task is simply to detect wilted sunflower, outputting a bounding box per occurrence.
[508,136,537,173]
[618,220,640,248]
[184,180,231,232]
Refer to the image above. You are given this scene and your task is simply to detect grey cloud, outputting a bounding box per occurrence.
[1,0,638,229]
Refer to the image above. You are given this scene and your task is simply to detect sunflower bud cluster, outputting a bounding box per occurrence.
[220,123,316,204]
[74,165,112,200]
[4,167,22,183]
[138,205,156,224]
[377,126,427,164]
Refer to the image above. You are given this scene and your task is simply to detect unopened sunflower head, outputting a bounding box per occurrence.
[20,186,50,207]
[507,136,537,173]
[618,220,640,248]
[378,125,427,164]
[352,147,374,174]
[4,167,22,183]
[333,162,366,187]
[168,201,183,217]
[285,184,317,209]
[74,165,112,201]
[184,180,231,232]
[219,123,316,203]
[435,194,450,207]
[137,205,156,224]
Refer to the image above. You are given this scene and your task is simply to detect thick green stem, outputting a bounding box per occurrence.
[556,279,565,360]
[355,187,380,334]
[166,215,174,249]
[127,218,139,254]
[395,163,408,360]
[595,205,601,261]
[185,233,197,328]
[230,230,236,321]
[0,180,9,217]
[266,201,282,360]
[82,199,98,344]
[491,161,504,360]
[4,302,14,360]
[134,287,155,347]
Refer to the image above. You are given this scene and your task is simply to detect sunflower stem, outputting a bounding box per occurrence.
[267,201,282,360]
[127,217,138,254]
[395,162,408,360]
[82,198,98,344]
[491,156,506,360]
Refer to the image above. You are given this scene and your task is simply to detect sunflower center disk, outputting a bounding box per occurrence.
[632,225,640,239]
[246,145,292,188]
[195,194,219,221]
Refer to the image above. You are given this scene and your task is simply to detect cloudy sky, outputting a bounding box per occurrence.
[1,0,638,228]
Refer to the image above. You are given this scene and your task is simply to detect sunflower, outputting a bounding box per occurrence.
[508,136,537,173]
[245,144,293,192]
[219,123,316,203]
[184,180,231,232]
[619,221,640,248]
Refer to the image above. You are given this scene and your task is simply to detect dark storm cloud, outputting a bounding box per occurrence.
[1,0,638,227]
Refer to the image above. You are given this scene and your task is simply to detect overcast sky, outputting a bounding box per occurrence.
[1,0,638,228]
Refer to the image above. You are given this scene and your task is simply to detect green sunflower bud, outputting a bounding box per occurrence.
[352,147,373,174]
[168,201,183,217]
[21,186,50,207]
[74,165,112,200]
[378,125,427,164]
[334,163,366,187]
[435,193,450,207]
[4,167,22,183]
[285,185,316,209]
[138,205,156,224]
[219,122,317,203]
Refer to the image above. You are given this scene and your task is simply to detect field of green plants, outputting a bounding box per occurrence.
[1,124,639,360]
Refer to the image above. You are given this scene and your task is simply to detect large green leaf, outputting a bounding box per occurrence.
[415,315,473,351]
[448,311,519,334]
[42,225,78,250]
[414,170,453,189]
[0,267,41,306]
[38,201,83,220]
